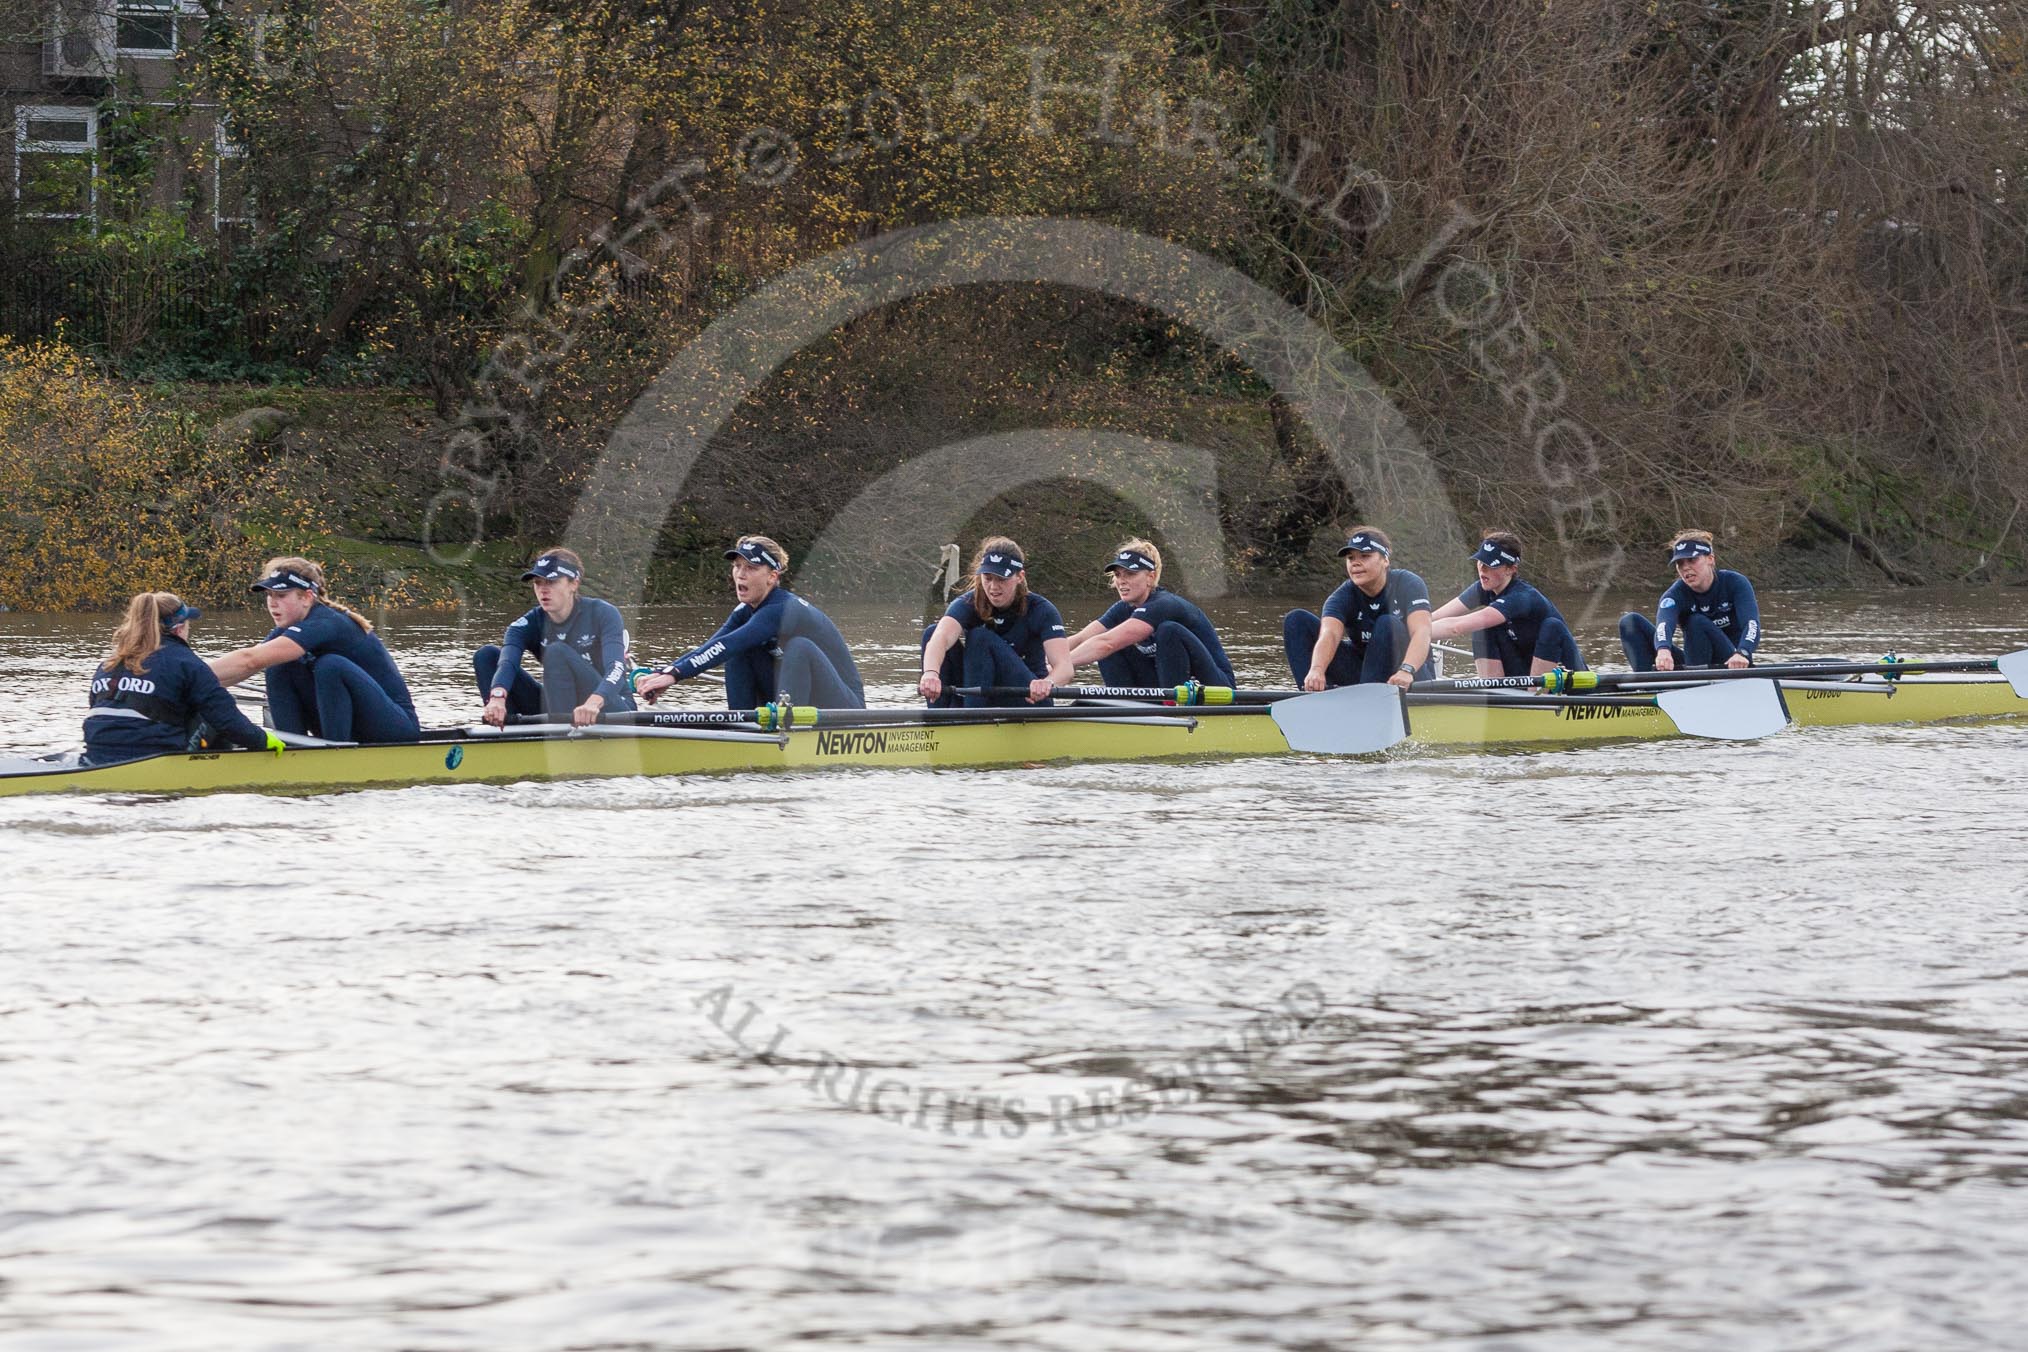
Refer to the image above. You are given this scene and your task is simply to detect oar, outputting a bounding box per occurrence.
[954,683,1298,705]
[1646,679,1790,739]
[1418,648,2028,696]
[537,705,1258,730]
[1269,683,1412,754]
[1410,682,1789,739]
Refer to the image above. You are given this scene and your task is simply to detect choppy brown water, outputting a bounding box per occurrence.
[2,588,2026,1350]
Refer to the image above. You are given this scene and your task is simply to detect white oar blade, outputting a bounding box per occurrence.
[1655,679,1790,740]
[1996,648,2028,698]
[1270,683,1410,755]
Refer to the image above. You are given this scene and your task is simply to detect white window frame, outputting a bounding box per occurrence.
[114,0,180,58]
[213,119,251,230]
[14,104,99,221]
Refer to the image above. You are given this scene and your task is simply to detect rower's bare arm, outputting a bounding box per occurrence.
[1305,617,1346,691]
[1430,606,1503,641]
[1429,596,1471,624]
[1394,610,1434,686]
[1067,620,1140,667]
[1065,619,1106,648]
[207,636,305,687]
[1036,637,1073,701]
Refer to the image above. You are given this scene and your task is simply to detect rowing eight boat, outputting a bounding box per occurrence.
[0,674,2019,799]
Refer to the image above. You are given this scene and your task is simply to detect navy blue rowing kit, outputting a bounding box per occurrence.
[83,634,269,765]
[1283,569,1435,685]
[1454,578,1585,674]
[924,590,1068,708]
[474,597,637,718]
[1618,569,1762,670]
[264,603,420,743]
[1096,588,1236,688]
[666,587,866,709]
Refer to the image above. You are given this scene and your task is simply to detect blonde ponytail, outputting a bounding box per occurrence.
[103,592,182,675]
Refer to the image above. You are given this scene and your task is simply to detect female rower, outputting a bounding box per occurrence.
[474,548,636,728]
[207,557,420,744]
[635,535,866,709]
[83,592,282,766]
[1282,526,1434,689]
[1063,538,1236,689]
[1428,530,1585,677]
[1617,529,1761,672]
[918,537,1071,707]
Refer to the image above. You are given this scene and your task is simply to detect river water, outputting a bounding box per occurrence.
[2,589,2026,1350]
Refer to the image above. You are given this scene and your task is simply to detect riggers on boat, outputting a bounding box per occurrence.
[0,674,2020,799]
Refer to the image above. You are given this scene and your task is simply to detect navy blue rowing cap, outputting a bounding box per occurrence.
[725,540,784,570]
[979,549,1025,578]
[1468,539,1520,567]
[249,568,318,593]
[1669,538,1715,562]
[163,603,202,626]
[1337,531,1390,558]
[1103,549,1157,574]
[520,554,582,581]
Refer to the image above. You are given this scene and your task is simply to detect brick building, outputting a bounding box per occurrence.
[4,0,243,229]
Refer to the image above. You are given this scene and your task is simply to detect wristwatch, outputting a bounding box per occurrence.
[1397,662,1416,674]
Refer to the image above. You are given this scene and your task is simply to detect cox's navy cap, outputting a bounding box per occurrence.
[1669,539,1715,563]
[724,540,784,570]
[1337,531,1390,558]
[249,568,318,593]
[520,555,582,581]
[1103,549,1157,574]
[164,604,201,626]
[979,549,1025,578]
[1469,539,1520,567]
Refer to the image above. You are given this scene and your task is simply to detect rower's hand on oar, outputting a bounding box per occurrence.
[573,695,605,728]
[263,730,288,757]
[1027,677,1053,703]
[634,672,676,704]
[1386,669,1414,690]
[1302,670,1329,693]
[918,671,943,702]
[1725,653,1751,670]
[482,695,508,728]
[1654,650,1676,672]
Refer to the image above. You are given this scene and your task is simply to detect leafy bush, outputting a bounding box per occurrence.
[0,337,330,609]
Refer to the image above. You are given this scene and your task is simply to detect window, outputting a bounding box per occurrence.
[214,121,250,229]
[115,2,176,57]
[14,105,97,220]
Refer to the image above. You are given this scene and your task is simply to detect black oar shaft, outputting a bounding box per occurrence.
[954,684,1292,705]
[516,705,1277,732]
[1418,654,2016,695]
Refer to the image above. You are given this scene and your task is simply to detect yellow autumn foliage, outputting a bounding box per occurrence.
[0,338,330,611]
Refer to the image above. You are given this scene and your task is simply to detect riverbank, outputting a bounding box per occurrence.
[6,361,2018,612]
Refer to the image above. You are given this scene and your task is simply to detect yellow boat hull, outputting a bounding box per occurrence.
[1,678,2017,798]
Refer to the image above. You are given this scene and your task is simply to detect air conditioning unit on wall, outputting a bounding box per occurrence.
[43,0,117,81]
